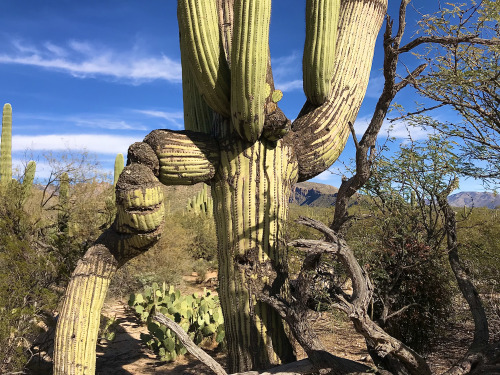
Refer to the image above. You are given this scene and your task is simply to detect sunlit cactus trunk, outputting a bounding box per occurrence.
[213,138,298,369]
[54,0,387,372]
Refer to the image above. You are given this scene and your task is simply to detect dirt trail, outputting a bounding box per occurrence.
[97,299,373,374]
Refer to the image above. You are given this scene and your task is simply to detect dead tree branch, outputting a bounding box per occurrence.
[290,217,432,375]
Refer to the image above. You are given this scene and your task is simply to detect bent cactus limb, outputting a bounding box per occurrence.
[54,149,166,374]
[53,244,118,375]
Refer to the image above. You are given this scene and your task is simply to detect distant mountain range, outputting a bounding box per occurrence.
[291,182,500,209]
[291,182,339,207]
[448,191,500,209]
[124,181,499,212]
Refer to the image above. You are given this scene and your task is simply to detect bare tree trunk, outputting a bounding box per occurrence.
[437,190,497,375]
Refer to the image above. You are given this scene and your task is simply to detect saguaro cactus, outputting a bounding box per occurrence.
[54,0,387,373]
[114,153,124,187]
[1,103,12,186]
[187,184,213,216]
[21,160,36,204]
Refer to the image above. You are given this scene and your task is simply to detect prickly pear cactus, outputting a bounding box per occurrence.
[129,282,225,362]
[54,0,387,373]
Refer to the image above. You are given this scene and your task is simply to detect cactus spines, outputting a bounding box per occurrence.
[177,0,231,117]
[303,0,340,105]
[181,42,215,134]
[114,153,124,187]
[231,0,272,142]
[1,103,12,186]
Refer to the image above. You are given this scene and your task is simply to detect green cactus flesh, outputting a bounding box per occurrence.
[144,130,219,186]
[1,103,12,185]
[114,153,124,187]
[53,0,388,372]
[21,161,36,203]
[231,0,271,142]
[213,138,297,369]
[303,0,340,105]
[187,184,213,216]
[54,245,118,375]
[181,41,214,134]
[178,0,231,117]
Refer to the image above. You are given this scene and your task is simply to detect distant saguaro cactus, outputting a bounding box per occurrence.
[55,0,387,373]
[20,160,36,204]
[1,103,12,186]
[187,184,213,216]
[114,153,124,187]
[1,104,37,200]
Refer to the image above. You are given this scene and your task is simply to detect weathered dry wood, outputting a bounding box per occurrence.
[153,312,228,375]
[153,311,374,375]
[436,184,499,375]
[290,217,432,375]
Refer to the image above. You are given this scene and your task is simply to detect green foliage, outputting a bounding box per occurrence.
[0,182,59,373]
[98,315,119,343]
[413,0,500,183]
[179,211,217,262]
[129,283,225,362]
[350,135,460,352]
[58,172,70,236]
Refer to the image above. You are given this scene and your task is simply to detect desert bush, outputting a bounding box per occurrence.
[0,187,59,372]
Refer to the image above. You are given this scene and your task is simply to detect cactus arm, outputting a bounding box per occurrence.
[303,0,341,105]
[1,103,12,185]
[230,0,271,142]
[181,36,215,134]
[54,161,165,374]
[216,0,233,66]
[54,244,118,375]
[292,0,388,182]
[144,129,220,185]
[178,0,231,117]
[113,153,124,187]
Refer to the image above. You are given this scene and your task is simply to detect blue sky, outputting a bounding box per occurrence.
[0,1,484,191]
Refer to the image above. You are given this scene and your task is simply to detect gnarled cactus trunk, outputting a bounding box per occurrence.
[213,137,298,370]
[54,0,387,373]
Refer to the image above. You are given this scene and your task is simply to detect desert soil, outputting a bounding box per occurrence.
[95,277,476,375]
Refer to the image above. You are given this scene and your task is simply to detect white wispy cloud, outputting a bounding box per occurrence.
[0,38,182,84]
[135,110,184,129]
[12,134,140,155]
[353,115,430,140]
[15,112,149,131]
[365,74,385,99]
[272,51,303,93]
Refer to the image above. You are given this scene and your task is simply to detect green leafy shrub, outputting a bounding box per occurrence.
[128,283,225,362]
